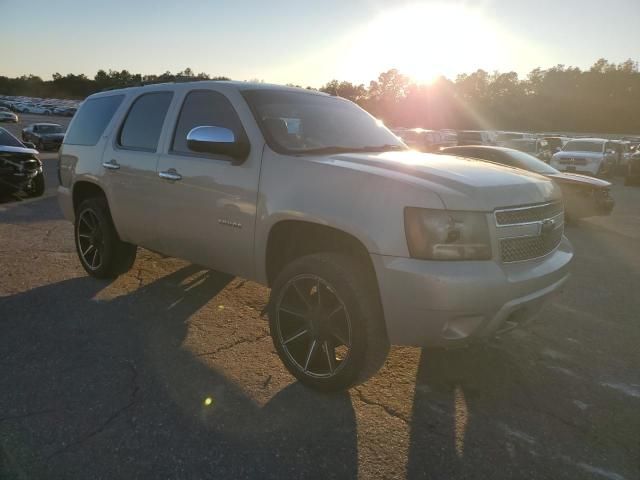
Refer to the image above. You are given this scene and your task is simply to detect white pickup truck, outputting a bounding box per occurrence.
[58,82,573,391]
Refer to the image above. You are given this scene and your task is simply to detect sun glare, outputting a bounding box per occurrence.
[340,3,508,84]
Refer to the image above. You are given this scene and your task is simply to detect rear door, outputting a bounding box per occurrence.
[101,90,173,250]
[153,88,260,279]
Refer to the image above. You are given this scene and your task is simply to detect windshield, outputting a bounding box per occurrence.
[0,128,26,148]
[242,89,406,154]
[563,140,603,153]
[504,149,558,174]
[37,124,64,134]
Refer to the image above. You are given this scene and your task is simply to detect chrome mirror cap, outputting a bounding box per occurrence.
[186,125,249,162]
[187,126,235,144]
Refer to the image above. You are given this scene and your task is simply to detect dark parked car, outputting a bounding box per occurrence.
[52,106,77,116]
[392,128,455,152]
[625,150,640,186]
[62,107,77,117]
[503,138,553,163]
[456,130,496,145]
[441,145,614,220]
[0,127,45,198]
[22,123,66,151]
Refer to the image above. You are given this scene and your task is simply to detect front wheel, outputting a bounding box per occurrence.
[268,253,389,392]
[26,172,45,197]
[74,197,137,279]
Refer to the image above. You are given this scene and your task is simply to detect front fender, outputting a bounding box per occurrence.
[253,149,445,284]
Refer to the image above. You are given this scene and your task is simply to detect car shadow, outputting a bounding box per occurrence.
[0,264,357,479]
[0,194,62,222]
[405,346,529,479]
[404,220,640,479]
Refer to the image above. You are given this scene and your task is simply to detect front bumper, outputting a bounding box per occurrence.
[595,195,615,215]
[0,167,42,192]
[57,185,74,222]
[371,236,573,347]
[554,163,599,176]
[565,190,614,218]
[42,140,63,150]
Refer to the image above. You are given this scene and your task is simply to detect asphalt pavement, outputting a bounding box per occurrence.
[0,115,639,479]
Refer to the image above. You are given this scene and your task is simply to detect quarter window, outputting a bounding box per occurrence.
[119,92,173,151]
[64,95,124,146]
[171,90,245,155]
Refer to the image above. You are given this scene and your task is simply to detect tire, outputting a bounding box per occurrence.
[27,172,45,198]
[268,253,389,392]
[37,139,45,151]
[74,197,137,279]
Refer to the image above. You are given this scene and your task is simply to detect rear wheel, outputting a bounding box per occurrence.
[74,197,137,278]
[268,253,389,392]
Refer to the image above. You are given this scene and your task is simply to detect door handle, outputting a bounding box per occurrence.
[159,169,182,181]
[102,160,120,170]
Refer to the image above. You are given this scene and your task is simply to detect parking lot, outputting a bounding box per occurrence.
[1,115,639,479]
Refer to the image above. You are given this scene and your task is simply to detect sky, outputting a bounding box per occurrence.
[1,0,639,87]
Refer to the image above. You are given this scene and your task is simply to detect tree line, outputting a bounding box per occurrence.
[1,59,638,133]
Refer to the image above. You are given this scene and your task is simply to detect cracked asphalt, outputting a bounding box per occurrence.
[1,120,639,479]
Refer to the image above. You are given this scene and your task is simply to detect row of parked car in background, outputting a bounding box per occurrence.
[1,89,639,208]
[393,127,640,188]
[0,95,79,119]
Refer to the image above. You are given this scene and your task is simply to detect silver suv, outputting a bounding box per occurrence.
[58,82,573,391]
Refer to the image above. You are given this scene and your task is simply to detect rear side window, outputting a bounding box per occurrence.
[64,95,124,146]
[119,92,173,151]
[171,90,245,155]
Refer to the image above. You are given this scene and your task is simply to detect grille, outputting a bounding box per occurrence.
[501,226,563,262]
[495,202,563,225]
[559,158,587,165]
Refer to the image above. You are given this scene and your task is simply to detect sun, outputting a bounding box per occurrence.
[339,3,507,84]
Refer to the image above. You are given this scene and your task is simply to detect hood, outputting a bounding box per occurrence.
[554,150,603,159]
[325,151,560,211]
[546,172,611,189]
[0,145,39,155]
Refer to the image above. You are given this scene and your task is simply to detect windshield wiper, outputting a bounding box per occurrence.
[295,144,406,155]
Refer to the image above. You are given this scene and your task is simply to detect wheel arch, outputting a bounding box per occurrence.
[72,180,107,214]
[263,219,377,289]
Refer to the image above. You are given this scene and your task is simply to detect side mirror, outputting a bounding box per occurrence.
[186,126,250,162]
[23,141,36,149]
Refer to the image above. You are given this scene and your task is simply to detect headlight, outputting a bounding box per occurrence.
[404,208,492,260]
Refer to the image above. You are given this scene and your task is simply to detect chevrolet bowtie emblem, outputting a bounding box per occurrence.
[541,218,555,235]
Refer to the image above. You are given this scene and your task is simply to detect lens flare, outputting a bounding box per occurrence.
[339,3,510,84]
